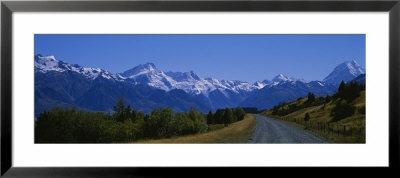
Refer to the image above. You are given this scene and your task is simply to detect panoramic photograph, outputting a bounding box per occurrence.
[34,34,365,144]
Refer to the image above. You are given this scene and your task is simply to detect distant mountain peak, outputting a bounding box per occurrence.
[186,70,201,80]
[120,62,159,78]
[351,59,360,66]
[35,55,57,61]
[34,55,123,81]
[136,62,157,71]
[35,54,346,113]
[272,74,294,82]
[253,80,272,89]
[323,60,365,84]
[143,62,156,68]
[35,55,63,72]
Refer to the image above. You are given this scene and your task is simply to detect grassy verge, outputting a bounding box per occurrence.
[261,91,365,143]
[135,114,257,143]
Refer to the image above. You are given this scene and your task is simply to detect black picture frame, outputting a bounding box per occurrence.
[1,0,399,177]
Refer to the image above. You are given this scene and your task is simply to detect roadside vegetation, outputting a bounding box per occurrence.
[138,114,256,143]
[35,99,248,143]
[261,81,366,143]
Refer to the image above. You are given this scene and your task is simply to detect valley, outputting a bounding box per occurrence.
[34,55,366,144]
[33,34,366,144]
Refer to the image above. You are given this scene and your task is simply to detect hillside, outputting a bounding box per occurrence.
[260,81,365,143]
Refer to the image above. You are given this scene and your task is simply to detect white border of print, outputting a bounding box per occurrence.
[13,12,388,167]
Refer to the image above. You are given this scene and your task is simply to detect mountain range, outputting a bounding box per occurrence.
[34,55,365,115]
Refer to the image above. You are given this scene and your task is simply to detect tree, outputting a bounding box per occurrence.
[223,108,234,126]
[214,109,224,124]
[307,92,315,103]
[113,98,125,114]
[35,107,78,143]
[325,95,332,103]
[234,107,246,121]
[331,102,356,122]
[145,109,162,138]
[130,109,137,122]
[335,81,362,102]
[194,114,208,133]
[125,105,132,119]
[189,107,198,121]
[174,113,194,135]
[338,81,346,94]
[272,106,279,115]
[160,107,175,137]
[113,98,125,122]
[207,111,213,124]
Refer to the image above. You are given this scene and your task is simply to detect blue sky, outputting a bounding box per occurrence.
[35,34,365,83]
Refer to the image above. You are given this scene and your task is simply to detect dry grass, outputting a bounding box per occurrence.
[135,114,257,143]
[207,124,225,131]
[262,91,366,143]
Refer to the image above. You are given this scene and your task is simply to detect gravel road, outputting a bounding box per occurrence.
[247,114,328,143]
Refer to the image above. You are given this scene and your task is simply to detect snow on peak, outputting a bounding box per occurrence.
[35,55,123,81]
[120,62,159,78]
[35,55,66,72]
[272,74,294,82]
[346,60,364,75]
[35,55,341,98]
[119,62,261,95]
[323,60,365,84]
[254,80,271,89]
[142,62,156,70]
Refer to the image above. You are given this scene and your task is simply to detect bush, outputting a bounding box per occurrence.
[304,113,310,121]
[331,102,356,122]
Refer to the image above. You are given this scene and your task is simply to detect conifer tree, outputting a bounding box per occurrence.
[207,111,213,124]
[214,109,223,124]
[307,92,315,103]
[223,108,233,126]
[113,98,125,122]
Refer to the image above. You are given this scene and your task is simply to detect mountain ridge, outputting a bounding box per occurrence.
[34,55,365,114]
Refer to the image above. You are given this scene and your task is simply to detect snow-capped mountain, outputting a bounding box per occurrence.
[119,63,259,96]
[254,80,272,89]
[323,60,365,84]
[34,55,365,114]
[272,74,296,82]
[34,55,294,99]
[240,60,365,110]
[34,56,212,115]
[240,77,337,110]
[35,55,124,81]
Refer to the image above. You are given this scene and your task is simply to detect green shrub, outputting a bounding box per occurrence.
[331,102,356,122]
[304,113,310,121]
